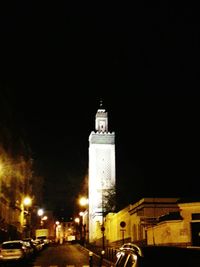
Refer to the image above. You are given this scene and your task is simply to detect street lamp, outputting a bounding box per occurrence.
[79,212,84,244]
[55,221,60,243]
[79,197,89,207]
[78,197,89,245]
[23,196,32,238]
[23,196,32,207]
[37,208,45,227]
[74,217,80,223]
[37,208,44,217]
[74,217,80,242]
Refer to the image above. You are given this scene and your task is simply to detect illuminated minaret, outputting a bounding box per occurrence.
[88,101,116,243]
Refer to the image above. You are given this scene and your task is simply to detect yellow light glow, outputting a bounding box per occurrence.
[23,196,32,206]
[75,217,80,223]
[37,208,44,216]
[79,197,89,206]
[0,161,3,175]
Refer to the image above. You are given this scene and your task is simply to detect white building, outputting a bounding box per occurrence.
[88,102,116,243]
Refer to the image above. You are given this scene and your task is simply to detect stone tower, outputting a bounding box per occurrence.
[88,101,116,243]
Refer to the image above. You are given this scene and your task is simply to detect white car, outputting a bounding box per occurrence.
[0,240,30,262]
[119,243,143,257]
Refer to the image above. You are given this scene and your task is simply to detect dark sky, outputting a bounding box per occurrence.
[1,3,200,218]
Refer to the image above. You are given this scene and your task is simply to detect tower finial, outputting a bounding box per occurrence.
[100,99,103,108]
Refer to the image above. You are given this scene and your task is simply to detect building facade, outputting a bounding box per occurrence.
[0,145,44,242]
[88,102,116,243]
[93,198,200,248]
[103,198,180,247]
[147,201,200,247]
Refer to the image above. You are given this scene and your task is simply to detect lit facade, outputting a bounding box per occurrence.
[147,201,200,246]
[103,198,180,246]
[0,146,34,242]
[88,103,116,243]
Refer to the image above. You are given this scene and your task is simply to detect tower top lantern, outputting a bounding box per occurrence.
[95,99,108,133]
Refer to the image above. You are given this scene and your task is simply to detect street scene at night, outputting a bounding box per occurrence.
[1,2,200,267]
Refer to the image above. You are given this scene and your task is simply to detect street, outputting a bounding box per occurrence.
[1,243,200,267]
[0,243,110,267]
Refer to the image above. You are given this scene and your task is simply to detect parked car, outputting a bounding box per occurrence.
[115,243,143,267]
[119,243,143,257]
[0,240,30,262]
[22,238,38,255]
[34,238,44,251]
[114,243,200,267]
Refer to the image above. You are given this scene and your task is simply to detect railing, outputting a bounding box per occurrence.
[85,243,118,263]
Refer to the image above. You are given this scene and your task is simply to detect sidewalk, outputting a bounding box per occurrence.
[78,244,114,267]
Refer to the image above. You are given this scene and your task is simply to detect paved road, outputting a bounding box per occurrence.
[1,244,199,267]
[0,243,110,267]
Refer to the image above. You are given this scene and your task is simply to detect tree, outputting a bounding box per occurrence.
[102,188,116,216]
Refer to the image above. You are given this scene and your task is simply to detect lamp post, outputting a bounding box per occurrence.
[55,221,60,243]
[79,212,84,245]
[37,208,44,227]
[79,197,88,245]
[23,196,32,238]
[74,217,80,242]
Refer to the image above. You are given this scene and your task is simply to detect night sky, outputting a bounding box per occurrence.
[1,3,200,218]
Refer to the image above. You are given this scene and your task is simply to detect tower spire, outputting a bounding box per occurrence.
[99,98,105,110]
[95,99,108,132]
[100,99,103,108]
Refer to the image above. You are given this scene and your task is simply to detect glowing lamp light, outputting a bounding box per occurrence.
[23,196,32,206]
[37,208,44,216]
[79,197,88,206]
[75,217,80,223]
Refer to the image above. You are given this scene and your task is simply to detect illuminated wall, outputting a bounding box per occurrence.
[88,105,116,242]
